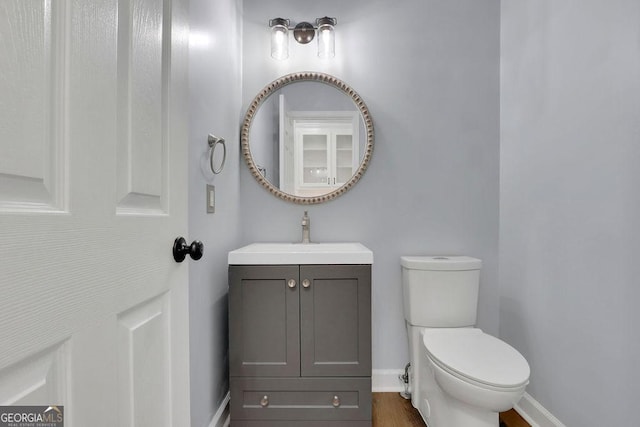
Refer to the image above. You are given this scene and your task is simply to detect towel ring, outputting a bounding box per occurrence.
[208,134,226,175]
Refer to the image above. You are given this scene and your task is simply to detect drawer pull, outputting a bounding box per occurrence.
[287,279,296,288]
[332,395,340,407]
[260,395,269,407]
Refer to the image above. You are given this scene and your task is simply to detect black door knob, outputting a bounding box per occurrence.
[173,237,204,262]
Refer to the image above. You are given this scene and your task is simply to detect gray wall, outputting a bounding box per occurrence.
[241,0,500,370]
[188,0,242,425]
[500,1,640,425]
[186,2,640,425]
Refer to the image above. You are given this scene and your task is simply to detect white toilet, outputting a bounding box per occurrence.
[401,256,530,427]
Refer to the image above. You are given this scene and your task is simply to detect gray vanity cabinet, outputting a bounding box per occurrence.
[229,264,372,427]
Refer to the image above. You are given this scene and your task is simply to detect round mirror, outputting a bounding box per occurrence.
[241,72,374,204]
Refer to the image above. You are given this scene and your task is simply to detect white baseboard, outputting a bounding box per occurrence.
[514,392,566,427]
[372,369,405,392]
[207,391,230,427]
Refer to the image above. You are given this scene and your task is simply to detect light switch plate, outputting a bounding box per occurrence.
[206,184,215,213]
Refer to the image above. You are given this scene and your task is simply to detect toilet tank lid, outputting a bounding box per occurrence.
[401,256,482,271]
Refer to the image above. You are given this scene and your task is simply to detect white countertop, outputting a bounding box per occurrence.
[228,242,374,265]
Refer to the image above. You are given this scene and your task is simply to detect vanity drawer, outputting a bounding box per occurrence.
[230,377,371,422]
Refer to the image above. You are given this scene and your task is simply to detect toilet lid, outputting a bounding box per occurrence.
[423,329,530,389]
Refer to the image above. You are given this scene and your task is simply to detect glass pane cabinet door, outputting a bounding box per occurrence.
[301,134,330,185]
[335,134,354,184]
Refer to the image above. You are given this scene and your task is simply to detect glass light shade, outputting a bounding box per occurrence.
[270,21,289,60]
[317,21,335,58]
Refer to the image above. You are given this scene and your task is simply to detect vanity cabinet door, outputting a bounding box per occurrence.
[300,265,372,377]
[229,265,300,377]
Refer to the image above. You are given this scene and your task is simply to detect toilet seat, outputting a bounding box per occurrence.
[422,328,530,390]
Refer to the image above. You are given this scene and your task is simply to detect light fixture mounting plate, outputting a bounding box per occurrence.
[293,22,315,44]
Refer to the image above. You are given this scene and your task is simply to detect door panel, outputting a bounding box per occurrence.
[0,0,190,425]
[118,294,171,426]
[116,0,169,214]
[0,0,66,212]
[229,266,300,377]
[300,265,372,377]
[308,277,360,363]
[0,343,67,406]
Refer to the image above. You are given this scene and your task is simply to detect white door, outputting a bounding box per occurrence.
[0,0,191,426]
[278,94,294,194]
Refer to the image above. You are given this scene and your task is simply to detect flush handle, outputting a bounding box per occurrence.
[302,279,311,288]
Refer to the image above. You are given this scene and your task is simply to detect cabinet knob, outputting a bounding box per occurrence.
[332,395,340,407]
[260,395,269,407]
[302,279,311,288]
[287,279,297,288]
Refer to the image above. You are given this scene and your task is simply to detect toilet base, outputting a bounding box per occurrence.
[415,330,525,427]
[420,393,499,427]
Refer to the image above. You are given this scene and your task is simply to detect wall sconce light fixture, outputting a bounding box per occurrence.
[269,17,337,60]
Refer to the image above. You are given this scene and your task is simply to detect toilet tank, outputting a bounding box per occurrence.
[401,256,482,327]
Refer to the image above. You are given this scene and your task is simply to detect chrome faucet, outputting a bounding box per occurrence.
[301,211,311,244]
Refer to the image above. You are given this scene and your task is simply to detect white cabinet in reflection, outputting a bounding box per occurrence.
[291,116,359,197]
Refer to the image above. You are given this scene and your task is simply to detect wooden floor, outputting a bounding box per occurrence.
[372,393,530,427]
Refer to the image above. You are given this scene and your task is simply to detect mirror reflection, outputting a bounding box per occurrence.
[242,73,374,204]
[250,81,366,197]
